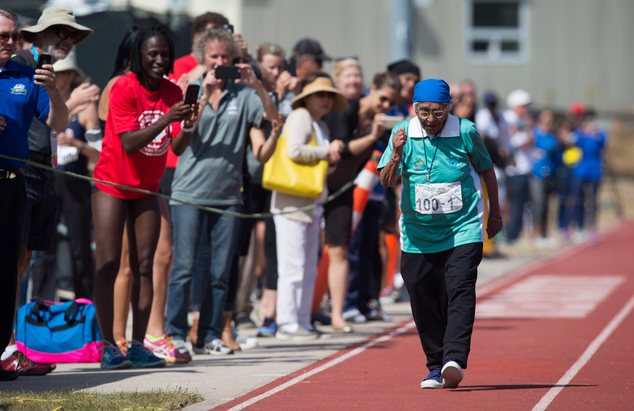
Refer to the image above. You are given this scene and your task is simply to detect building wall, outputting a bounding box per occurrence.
[240,0,393,78]
[411,0,634,113]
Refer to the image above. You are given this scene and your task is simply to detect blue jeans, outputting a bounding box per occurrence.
[165,204,240,343]
[505,174,531,242]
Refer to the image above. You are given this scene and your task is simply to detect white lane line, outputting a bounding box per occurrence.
[227,322,416,411]
[532,295,634,411]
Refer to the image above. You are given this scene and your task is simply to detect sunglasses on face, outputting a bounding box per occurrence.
[49,25,81,42]
[0,31,21,43]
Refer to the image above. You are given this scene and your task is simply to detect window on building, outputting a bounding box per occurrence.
[465,0,529,62]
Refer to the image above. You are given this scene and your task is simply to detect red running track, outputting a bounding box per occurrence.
[217,221,634,411]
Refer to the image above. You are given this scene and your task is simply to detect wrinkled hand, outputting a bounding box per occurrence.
[0,115,6,134]
[486,216,503,239]
[392,127,407,154]
[327,140,344,164]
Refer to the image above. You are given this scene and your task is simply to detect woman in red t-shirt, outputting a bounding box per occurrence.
[92,26,197,369]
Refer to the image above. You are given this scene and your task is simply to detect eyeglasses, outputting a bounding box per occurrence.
[416,108,448,120]
[0,31,21,43]
[49,25,81,42]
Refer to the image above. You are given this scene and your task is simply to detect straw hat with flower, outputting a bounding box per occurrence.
[291,77,347,112]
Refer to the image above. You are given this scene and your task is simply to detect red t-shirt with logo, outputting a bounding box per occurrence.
[94,72,183,199]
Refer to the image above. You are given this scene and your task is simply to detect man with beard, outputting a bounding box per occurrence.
[1,8,91,377]
[13,8,93,291]
[0,8,68,380]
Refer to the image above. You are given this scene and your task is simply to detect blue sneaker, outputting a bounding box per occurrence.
[420,367,444,389]
[257,318,278,337]
[442,360,464,388]
[127,341,166,368]
[101,342,132,370]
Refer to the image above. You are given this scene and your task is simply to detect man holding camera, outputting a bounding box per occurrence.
[0,8,69,380]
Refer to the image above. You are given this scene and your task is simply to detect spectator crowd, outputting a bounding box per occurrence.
[0,7,607,380]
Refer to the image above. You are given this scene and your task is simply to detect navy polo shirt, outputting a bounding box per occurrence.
[0,59,50,170]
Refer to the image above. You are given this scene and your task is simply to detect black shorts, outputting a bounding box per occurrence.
[324,186,354,247]
[21,164,57,251]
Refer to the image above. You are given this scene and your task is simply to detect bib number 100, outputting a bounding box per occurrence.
[414,182,463,215]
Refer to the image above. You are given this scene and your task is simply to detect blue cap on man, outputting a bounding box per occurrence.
[413,79,451,104]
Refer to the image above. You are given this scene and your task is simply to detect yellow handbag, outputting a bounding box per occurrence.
[262,130,329,198]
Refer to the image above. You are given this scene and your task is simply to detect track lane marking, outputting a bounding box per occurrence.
[222,223,629,410]
[227,322,416,411]
[532,295,634,411]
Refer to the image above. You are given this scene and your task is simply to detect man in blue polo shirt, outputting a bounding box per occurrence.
[0,8,67,381]
[379,79,502,390]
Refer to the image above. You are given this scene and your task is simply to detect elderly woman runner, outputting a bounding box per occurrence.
[379,79,502,389]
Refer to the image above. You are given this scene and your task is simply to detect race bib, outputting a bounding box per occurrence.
[414,182,463,215]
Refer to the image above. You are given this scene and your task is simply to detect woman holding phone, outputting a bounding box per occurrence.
[165,29,279,356]
[92,26,197,369]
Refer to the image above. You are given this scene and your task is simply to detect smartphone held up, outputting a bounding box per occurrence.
[184,84,200,105]
[37,54,52,69]
[214,65,241,80]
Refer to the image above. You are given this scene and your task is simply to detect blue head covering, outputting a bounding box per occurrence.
[412,79,451,104]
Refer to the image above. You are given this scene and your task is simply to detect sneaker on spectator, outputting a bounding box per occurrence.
[420,367,444,389]
[144,335,192,364]
[127,341,166,368]
[16,351,56,376]
[342,308,367,324]
[235,334,259,350]
[257,318,278,337]
[276,326,319,341]
[192,338,234,356]
[442,360,464,388]
[101,341,132,370]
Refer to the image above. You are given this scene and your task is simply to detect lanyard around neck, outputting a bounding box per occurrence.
[422,136,440,182]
